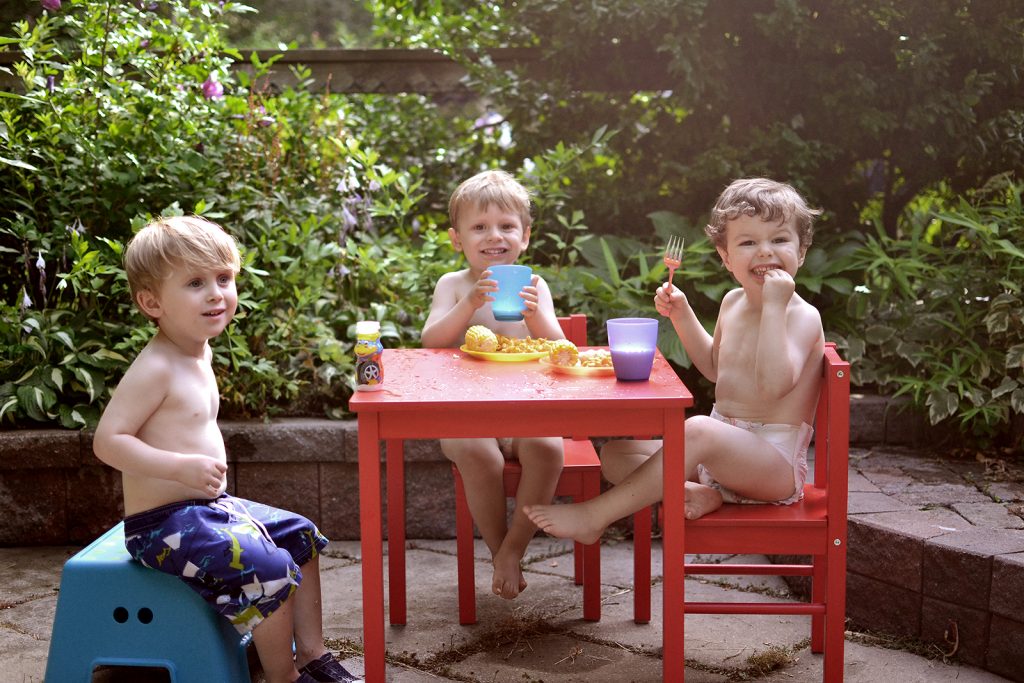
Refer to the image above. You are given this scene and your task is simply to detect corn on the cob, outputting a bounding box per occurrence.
[548,339,579,367]
[465,325,499,352]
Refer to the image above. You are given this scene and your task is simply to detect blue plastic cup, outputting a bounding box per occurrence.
[606,317,658,381]
[489,264,533,321]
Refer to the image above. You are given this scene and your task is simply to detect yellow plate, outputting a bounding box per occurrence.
[459,345,548,362]
[539,357,616,376]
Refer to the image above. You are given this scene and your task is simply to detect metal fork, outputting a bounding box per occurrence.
[663,235,684,287]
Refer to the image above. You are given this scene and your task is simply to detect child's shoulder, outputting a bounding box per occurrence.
[123,335,176,381]
[434,268,472,290]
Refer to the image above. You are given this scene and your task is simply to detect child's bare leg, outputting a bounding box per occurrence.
[683,415,796,510]
[492,437,562,599]
[251,594,299,683]
[441,438,508,555]
[600,439,662,485]
[291,556,329,668]
[526,446,666,545]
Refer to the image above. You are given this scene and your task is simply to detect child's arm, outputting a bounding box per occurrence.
[655,283,718,381]
[521,275,565,340]
[93,354,227,492]
[754,270,823,399]
[421,271,496,348]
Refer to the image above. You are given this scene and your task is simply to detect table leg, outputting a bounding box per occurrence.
[662,414,686,681]
[386,440,406,625]
[358,415,386,682]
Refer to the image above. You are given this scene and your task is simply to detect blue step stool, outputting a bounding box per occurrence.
[45,522,252,682]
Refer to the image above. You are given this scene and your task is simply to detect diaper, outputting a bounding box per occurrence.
[696,406,812,505]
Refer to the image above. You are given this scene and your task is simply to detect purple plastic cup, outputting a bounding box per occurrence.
[606,317,658,381]
[489,264,533,321]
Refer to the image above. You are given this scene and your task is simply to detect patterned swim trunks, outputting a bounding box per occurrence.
[124,494,329,634]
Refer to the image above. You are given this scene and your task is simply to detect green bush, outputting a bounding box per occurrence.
[0,0,613,428]
[830,178,1024,448]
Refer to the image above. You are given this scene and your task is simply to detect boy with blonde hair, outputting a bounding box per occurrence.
[94,216,360,683]
[526,178,824,541]
[422,170,566,600]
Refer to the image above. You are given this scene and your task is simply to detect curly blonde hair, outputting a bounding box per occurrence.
[705,178,821,250]
[124,215,241,307]
[448,170,532,231]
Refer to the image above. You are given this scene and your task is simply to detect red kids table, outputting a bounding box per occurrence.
[348,347,693,682]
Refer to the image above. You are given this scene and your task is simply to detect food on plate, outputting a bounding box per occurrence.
[578,349,613,368]
[493,334,554,353]
[465,325,499,352]
[548,339,579,367]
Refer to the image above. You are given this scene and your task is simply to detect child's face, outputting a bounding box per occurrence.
[138,262,238,345]
[716,214,806,287]
[448,202,530,273]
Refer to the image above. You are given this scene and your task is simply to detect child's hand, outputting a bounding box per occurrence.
[519,275,541,319]
[469,269,498,309]
[178,453,228,495]
[654,282,687,318]
[761,268,796,307]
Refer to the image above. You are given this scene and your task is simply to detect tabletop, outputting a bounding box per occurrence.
[349,347,689,418]
[348,346,693,682]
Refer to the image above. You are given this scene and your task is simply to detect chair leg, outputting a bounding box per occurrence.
[632,505,652,624]
[453,468,477,625]
[824,544,847,682]
[811,552,825,653]
[386,440,406,626]
[581,468,602,621]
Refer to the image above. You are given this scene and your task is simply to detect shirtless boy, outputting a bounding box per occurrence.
[526,177,824,542]
[421,170,566,599]
[93,216,359,683]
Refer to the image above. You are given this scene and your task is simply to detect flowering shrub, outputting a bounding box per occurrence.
[0,0,610,428]
[0,1,435,426]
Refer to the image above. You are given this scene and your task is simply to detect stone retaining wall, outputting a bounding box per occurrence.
[0,393,928,547]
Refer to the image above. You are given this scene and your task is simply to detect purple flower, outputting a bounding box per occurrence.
[258,116,274,127]
[411,218,421,238]
[140,39,150,49]
[368,180,382,192]
[341,206,358,231]
[473,110,503,130]
[201,77,224,100]
[46,75,55,93]
[20,288,32,311]
[41,0,60,12]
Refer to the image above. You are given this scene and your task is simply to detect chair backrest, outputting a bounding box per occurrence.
[557,313,588,346]
[815,342,850,517]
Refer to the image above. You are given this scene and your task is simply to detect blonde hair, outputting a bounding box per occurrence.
[705,178,821,250]
[124,216,241,304]
[448,170,532,230]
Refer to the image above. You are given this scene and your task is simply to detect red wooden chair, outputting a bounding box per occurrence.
[635,343,849,680]
[451,313,602,624]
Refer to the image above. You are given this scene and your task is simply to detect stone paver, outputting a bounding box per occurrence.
[3,443,1024,681]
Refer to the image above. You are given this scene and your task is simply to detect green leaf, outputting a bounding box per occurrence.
[927,388,958,424]
[0,155,39,171]
[72,367,97,402]
[1007,344,1024,370]
[992,377,1018,399]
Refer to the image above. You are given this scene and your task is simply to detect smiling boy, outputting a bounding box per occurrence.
[421,170,566,600]
[526,178,825,543]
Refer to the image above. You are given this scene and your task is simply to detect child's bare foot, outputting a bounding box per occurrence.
[523,503,604,545]
[491,546,527,599]
[685,482,723,520]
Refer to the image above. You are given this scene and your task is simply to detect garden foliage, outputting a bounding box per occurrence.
[1,1,1022,449]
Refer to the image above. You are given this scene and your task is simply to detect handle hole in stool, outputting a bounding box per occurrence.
[113,607,129,623]
[137,607,154,624]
